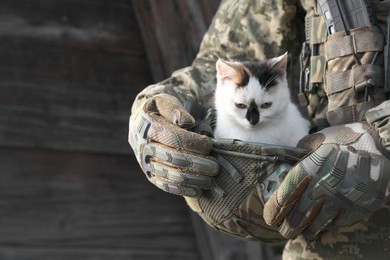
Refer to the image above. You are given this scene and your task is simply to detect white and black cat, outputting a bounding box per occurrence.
[214,53,310,147]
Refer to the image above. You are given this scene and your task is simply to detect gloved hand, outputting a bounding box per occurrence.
[263,121,390,240]
[128,94,219,197]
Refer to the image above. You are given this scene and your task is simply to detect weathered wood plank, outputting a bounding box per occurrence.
[0,39,144,154]
[0,147,200,260]
[0,37,149,92]
[197,0,221,24]
[0,247,198,260]
[0,0,139,53]
[0,0,152,154]
[131,0,221,81]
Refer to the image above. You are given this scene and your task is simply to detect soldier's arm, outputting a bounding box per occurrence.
[133,0,303,111]
[129,0,303,197]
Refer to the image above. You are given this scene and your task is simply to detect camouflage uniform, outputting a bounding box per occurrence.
[131,0,390,258]
[132,0,303,111]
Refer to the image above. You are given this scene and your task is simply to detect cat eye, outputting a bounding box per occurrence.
[235,103,248,109]
[261,102,272,109]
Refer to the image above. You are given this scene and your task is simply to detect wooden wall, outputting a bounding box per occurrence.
[0,0,218,259]
[0,0,286,259]
[0,0,146,154]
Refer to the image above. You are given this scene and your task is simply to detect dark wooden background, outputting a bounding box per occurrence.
[0,0,284,259]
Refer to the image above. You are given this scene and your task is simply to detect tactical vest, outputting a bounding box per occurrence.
[299,0,390,130]
[187,0,390,247]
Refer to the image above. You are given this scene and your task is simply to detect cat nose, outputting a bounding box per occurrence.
[249,117,259,125]
[246,104,259,126]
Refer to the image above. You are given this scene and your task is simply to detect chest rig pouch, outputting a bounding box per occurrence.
[300,0,390,128]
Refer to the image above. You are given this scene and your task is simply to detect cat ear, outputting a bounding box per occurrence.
[269,52,288,70]
[216,59,247,85]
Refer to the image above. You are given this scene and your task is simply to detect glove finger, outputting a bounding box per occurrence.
[264,145,336,227]
[263,168,311,226]
[149,113,213,155]
[277,146,350,239]
[149,160,214,189]
[278,197,325,239]
[131,108,213,155]
[143,142,219,176]
[301,205,340,241]
[145,94,195,128]
[149,175,203,197]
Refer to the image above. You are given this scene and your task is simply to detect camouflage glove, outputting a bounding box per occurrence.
[193,139,309,243]
[263,120,390,241]
[128,94,219,197]
[366,100,390,158]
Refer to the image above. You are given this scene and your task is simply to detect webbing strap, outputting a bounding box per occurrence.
[325,31,384,61]
[327,102,377,126]
[326,64,384,95]
[310,15,327,45]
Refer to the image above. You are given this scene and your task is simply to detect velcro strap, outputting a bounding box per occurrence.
[326,64,384,95]
[326,102,377,126]
[325,31,384,61]
[310,56,326,83]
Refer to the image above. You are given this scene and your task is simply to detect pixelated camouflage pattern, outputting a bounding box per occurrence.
[283,200,390,259]
[132,0,304,111]
[282,1,390,258]
[130,0,390,258]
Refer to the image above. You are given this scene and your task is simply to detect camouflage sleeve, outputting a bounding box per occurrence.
[132,0,304,112]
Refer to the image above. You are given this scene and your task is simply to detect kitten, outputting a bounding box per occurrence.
[214,53,310,147]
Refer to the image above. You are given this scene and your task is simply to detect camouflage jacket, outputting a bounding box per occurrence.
[132,0,390,259]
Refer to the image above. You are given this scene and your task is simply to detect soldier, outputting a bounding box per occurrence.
[129,0,390,258]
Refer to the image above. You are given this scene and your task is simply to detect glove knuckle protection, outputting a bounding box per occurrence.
[300,123,390,228]
[194,140,308,242]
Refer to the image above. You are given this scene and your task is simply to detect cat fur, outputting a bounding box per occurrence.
[214,53,310,147]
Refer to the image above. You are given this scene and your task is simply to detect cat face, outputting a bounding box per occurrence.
[215,53,290,129]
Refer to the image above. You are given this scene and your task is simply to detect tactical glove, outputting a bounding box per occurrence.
[187,138,309,242]
[129,94,219,197]
[263,120,390,240]
[366,100,390,158]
